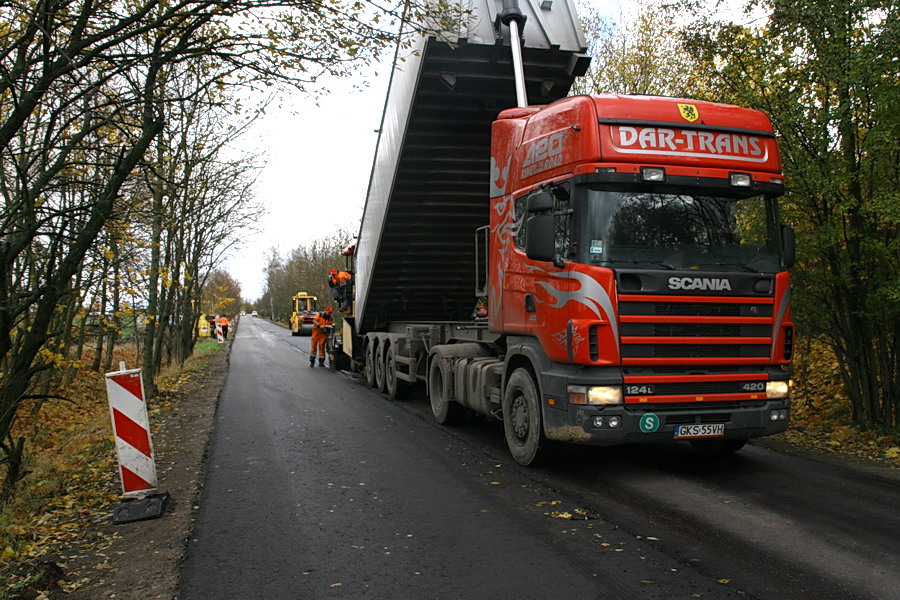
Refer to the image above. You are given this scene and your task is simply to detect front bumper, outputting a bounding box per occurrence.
[542,398,791,446]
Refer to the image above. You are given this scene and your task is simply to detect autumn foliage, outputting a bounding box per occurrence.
[0,340,223,597]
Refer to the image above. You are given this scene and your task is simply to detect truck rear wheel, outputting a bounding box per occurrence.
[502,368,554,467]
[365,342,377,388]
[428,356,464,425]
[374,343,387,392]
[385,345,409,400]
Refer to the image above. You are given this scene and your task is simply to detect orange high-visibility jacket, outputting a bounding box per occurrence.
[329,271,351,286]
[313,312,333,331]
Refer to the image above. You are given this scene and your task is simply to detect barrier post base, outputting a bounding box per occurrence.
[112,491,170,525]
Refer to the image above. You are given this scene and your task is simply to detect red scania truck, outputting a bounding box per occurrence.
[338,0,794,465]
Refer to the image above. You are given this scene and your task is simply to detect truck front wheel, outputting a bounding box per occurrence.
[502,368,554,467]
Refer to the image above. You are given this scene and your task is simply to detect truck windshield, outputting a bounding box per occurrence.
[577,188,784,272]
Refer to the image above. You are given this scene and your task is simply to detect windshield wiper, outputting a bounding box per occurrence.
[604,259,675,270]
[707,262,757,272]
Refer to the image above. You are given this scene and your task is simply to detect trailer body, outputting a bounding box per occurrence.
[355,0,589,331]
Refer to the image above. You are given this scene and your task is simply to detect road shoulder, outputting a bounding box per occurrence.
[51,344,229,600]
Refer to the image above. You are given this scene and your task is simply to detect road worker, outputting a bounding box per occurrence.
[328,268,353,312]
[309,306,334,367]
[218,314,230,339]
[472,300,488,321]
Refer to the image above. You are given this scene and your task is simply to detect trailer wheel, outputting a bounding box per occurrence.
[385,345,410,400]
[364,342,377,388]
[502,368,553,467]
[690,438,748,456]
[374,343,387,392]
[428,356,464,425]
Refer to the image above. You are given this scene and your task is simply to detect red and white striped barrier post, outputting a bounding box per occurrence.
[105,362,169,524]
[216,320,224,343]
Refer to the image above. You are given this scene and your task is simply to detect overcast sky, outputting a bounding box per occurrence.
[224,0,624,301]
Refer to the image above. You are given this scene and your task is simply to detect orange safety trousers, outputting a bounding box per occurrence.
[310,329,328,360]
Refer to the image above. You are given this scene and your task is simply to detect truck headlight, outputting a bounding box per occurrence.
[766,380,790,399]
[568,385,623,405]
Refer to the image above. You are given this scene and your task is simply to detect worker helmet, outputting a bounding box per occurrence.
[329,268,337,275]
[325,306,333,313]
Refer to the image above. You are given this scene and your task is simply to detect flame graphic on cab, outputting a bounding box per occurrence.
[530,268,619,346]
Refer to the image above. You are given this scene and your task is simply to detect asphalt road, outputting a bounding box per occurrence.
[177,317,900,600]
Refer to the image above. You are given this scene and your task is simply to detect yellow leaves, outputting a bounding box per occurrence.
[549,511,573,520]
[545,507,594,520]
[37,348,74,369]
[779,338,900,466]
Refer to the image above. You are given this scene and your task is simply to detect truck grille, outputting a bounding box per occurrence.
[618,296,774,366]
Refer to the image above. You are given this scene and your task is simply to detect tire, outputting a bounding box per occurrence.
[502,368,554,467]
[385,345,410,400]
[291,330,300,337]
[374,343,387,392]
[365,342,377,388]
[428,356,465,425]
[690,438,748,456]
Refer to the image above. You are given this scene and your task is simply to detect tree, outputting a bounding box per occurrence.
[0,0,458,499]
[573,0,708,97]
[678,0,900,429]
[204,271,243,318]
[260,229,354,321]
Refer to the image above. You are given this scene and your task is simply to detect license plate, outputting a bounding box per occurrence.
[674,424,725,439]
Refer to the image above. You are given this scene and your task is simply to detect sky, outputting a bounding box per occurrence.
[222,0,631,300]
[226,72,387,300]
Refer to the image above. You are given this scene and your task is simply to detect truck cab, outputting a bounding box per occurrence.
[487,95,793,463]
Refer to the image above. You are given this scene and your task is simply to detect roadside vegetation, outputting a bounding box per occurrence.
[0,339,224,598]
[250,229,355,323]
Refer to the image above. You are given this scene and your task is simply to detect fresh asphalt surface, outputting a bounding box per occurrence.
[178,317,900,600]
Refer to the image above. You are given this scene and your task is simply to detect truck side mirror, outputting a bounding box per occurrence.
[781,224,796,268]
[526,214,555,262]
[527,191,553,213]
